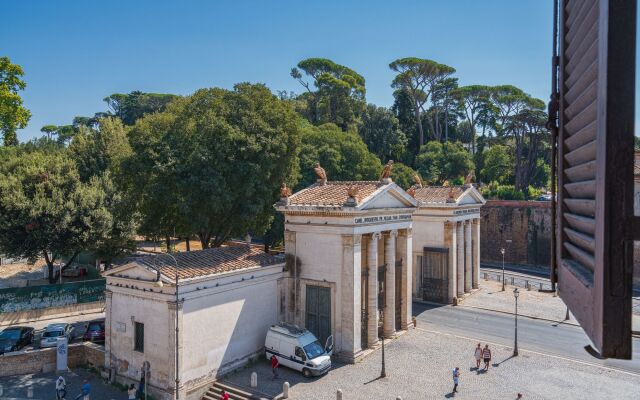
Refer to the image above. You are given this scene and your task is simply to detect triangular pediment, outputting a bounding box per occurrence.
[457,187,486,205]
[358,183,418,210]
[104,261,165,282]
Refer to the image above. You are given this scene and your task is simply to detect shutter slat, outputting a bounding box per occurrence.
[564,198,596,217]
[566,55,598,92]
[564,101,597,135]
[565,161,596,182]
[565,0,592,28]
[565,80,597,118]
[565,180,596,198]
[565,1,598,52]
[564,242,595,271]
[564,227,596,253]
[564,140,596,166]
[564,213,596,235]
[565,120,596,151]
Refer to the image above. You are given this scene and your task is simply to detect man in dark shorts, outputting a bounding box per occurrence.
[483,344,492,370]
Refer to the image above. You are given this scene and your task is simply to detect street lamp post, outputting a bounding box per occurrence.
[380,309,386,378]
[513,288,519,357]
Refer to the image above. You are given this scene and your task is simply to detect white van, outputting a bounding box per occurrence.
[265,323,333,377]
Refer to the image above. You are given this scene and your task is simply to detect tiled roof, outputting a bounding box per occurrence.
[134,245,283,281]
[286,181,386,207]
[413,186,466,204]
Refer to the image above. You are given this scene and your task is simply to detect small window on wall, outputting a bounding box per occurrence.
[134,322,144,353]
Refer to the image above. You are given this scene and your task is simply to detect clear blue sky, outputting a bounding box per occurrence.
[1,0,569,141]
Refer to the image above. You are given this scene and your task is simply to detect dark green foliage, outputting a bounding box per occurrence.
[297,122,382,189]
[358,104,407,163]
[104,91,178,125]
[0,57,31,146]
[415,141,473,184]
[390,162,419,190]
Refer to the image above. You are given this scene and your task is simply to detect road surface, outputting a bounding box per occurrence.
[414,301,640,375]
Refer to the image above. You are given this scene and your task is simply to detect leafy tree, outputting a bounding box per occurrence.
[103,91,178,125]
[126,83,301,248]
[389,58,455,147]
[392,88,422,164]
[390,162,419,190]
[297,122,382,189]
[40,125,58,141]
[453,84,492,154]
[415,141,473,184]
[0,151,113,282]
[480,144,514,184]
[0,57,31,146]
[291,58,366,131]
[358,104,407,163]
[428,77,459,141]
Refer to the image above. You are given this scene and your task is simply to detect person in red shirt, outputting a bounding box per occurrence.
[271,355,279,380]
[221,390,230,400]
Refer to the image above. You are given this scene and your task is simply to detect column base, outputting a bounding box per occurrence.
[366,340,381,350]
[338,348,366,364]
[383,330,396,339]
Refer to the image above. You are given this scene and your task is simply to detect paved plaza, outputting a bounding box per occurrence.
[224,326,640,400]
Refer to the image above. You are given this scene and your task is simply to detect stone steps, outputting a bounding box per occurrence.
[202,381,270,400]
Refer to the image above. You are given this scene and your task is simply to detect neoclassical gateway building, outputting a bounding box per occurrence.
[104,170,484,399]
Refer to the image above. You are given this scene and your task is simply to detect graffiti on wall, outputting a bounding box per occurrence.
[0,279,105,313]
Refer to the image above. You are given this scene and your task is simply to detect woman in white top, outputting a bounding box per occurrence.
[473,343,482,369]
[127,384,136,400]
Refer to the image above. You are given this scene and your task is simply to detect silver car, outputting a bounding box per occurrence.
[40,323,72,348]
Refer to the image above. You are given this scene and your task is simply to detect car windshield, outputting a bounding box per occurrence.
[88,323,103,331]
[44,330,63,338]
[303,340,325,360]
[0,330,20,340]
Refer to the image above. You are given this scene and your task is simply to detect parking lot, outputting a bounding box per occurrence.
[0,312,105,354]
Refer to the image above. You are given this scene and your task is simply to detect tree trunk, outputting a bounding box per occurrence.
[198,232,211,249]
[185,237,190,252]
[415,106,424,148]
[165,236,171,252]
[43,251,56,284]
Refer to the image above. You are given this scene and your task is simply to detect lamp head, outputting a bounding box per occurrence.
[500,248,505,255]
[153,279,164,288]
[513,287,519,298]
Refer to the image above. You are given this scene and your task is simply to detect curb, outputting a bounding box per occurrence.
[458,304,581,327]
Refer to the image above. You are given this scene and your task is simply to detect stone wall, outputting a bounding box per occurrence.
[0,342,105,377]
[480,201,552,268]
[0,301,104,327]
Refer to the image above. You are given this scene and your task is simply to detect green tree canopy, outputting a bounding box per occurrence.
[480,144,514,184]
[358,104,407,163]
[103,91,179,125]
[0,57,31,146]
[126,83,301,248]
[390,162,419,190]
[0,151,114,282]
[415,141,473,185]
[291,58,366,131]
[297,122,382,189]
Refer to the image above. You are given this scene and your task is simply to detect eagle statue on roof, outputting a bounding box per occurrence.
[380,160,394,181]
[464,172,475,185]
[280,182,292,198]
[314,163,327,185]
[412,172,423,188]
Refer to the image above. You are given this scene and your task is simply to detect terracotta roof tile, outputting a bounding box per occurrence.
[287,181,385,207]
[413,186,466,204]
[135,246,283,281]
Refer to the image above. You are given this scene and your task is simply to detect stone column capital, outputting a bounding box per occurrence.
[342,234,362,247]
[384,229,398,238]
[371,232,382,241]
[472,218,480,225]
[444,221,456,229]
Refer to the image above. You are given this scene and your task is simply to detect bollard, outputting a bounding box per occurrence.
[483,272,488,280]
[412,316,417,328]
[527,281,531,291]
[250,371,258,388]
[283,381,290,399]
[511,277,515,285]
[337,389,343,400]
[539,282,543,290]
[27,386,33,398]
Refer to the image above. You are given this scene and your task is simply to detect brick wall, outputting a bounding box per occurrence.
[0,342,105,377]
[480,200,552,268]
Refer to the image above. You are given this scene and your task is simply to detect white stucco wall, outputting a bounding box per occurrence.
[180,265,282,389]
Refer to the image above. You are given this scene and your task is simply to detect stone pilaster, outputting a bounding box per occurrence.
[284,230,297,323]
[456,222,465,297]
[168,299,185,399]
[367,232,381,348]
[398,228,412,330]
[472,219,481,289]
[340,234,362,362]
[464,221,472,293]
[444,221,457,303]
[104,290,113,370]
[383,230,397,338]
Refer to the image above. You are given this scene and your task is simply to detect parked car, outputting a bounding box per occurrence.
[82,319,105,343]
[40,323,72,348]
[536,194,552,201]
[0,326,34,354]
[265,323,333,378]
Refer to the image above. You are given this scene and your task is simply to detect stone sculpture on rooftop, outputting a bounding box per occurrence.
[412,172,423,188]
[380,160,394,183]
[314,163,327,185]
[280,182,292,198]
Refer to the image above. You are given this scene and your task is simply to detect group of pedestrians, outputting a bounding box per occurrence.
[451,344,522,398]
[55,377,90,400]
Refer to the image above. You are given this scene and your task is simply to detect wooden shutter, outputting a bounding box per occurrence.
[556,0,635,359]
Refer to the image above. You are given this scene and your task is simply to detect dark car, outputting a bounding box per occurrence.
[83,320,105,343]
[0,326,34,354]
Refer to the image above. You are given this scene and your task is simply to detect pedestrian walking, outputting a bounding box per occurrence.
[221,390,230,400]
[127,384,136,400]
[136,375,145,400]
[74,380,90,400]
[55,376,67,400]
[271,355,279,380]
[452,367,460,393]
[516,393,523,399]
[473,343,482,369]
[483,344,492,370]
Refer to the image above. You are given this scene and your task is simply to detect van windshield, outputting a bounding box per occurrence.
[303,340,325,360]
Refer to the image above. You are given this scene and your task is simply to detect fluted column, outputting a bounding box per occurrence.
[383,230,397,338]
[472,218,480,289]
[444,221,457,303]
[456,222,464,297]
[367,232,381,348]
[464,221,472,293]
